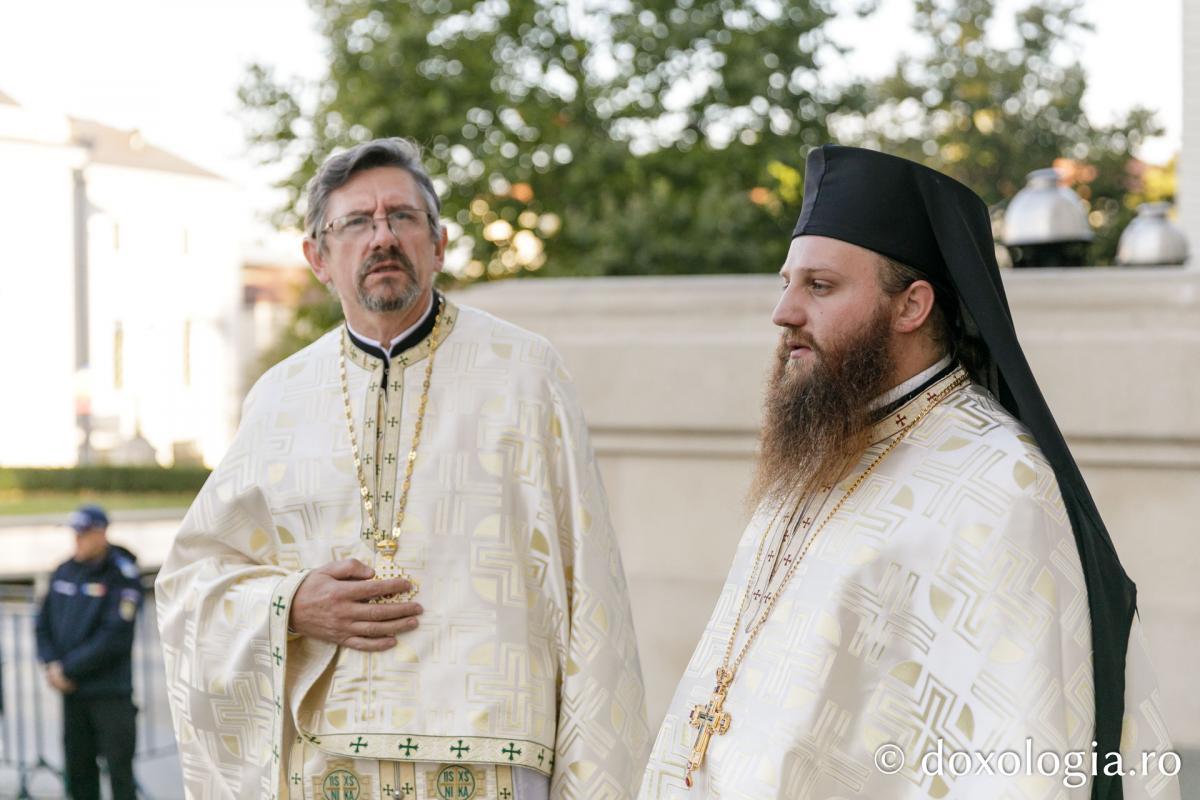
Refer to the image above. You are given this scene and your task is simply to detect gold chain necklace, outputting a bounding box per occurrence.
[683,371,969,788]
[338,306,444,604]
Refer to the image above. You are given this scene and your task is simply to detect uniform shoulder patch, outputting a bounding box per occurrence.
[115,557,140,580]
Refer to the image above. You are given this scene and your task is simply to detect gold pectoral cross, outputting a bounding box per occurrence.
[370,537,419,604]
[685,668,733,788]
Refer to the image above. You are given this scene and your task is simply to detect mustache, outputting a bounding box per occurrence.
[358,248,416,280]
[778,329,820,356]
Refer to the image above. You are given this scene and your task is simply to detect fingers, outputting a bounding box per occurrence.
[355,601,423,622]
[320,558,374,580]
[343,577,413,602]
[341,635,398,652]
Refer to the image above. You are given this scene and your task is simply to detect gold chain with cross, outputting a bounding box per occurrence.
[338,305,444,604]
[683,371,969,788]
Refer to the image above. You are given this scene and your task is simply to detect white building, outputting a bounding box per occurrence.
[0,90,245,467]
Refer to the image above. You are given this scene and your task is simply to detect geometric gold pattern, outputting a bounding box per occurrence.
[640,374,1179,799]
[157,301,649,799]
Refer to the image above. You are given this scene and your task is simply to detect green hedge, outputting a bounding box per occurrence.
[0,466,212,493]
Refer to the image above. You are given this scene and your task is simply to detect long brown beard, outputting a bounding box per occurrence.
[748,305,895,512]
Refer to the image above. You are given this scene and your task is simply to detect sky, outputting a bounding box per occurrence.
[0,0,1183,248]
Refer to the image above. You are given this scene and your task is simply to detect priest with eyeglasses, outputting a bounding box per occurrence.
[156,137,648,800]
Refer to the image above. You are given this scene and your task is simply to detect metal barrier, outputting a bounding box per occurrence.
[0,578,176,799]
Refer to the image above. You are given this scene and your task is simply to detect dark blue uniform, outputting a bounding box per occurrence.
[36,544,142,800]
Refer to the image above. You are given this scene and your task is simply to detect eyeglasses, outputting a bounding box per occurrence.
[319,208,436,242]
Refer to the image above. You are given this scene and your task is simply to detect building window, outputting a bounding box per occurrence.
[113,322,124,389]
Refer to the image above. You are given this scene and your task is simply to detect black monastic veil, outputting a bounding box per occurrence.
[793,144,1136,800]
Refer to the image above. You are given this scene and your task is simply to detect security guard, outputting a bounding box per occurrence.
[35,504,142,800]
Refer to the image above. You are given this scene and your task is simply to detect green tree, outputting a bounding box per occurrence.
[838,0,1163,263]
[241,0,850,283]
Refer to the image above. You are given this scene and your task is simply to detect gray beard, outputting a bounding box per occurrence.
[355,248,422,313]
[748,307,895,512]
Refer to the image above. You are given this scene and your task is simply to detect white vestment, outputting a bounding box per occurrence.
[640,368,1179,799]
[157,300,649,799]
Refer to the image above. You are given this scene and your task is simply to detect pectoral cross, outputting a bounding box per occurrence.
[370,538,419,603]
[685,668,733,788]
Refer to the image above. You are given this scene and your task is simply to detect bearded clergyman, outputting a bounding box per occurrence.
[639,146,1179,799]
[156,137,648,800]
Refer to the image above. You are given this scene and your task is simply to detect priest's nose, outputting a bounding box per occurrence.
[368,217,402,250]
[772,287,808,329]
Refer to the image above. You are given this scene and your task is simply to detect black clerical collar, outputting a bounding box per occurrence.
[872,356,958,422]
[346,292,442,362]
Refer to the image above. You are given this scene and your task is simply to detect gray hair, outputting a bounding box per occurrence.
[304,137,442,243]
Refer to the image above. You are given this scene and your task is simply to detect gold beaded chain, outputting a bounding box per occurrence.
[338,306,443,552]
[722,371,968,678]
[683,370,969,788]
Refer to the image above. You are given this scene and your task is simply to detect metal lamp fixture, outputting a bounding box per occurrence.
[1002,168,1094,268]
[1116,202,1189,267]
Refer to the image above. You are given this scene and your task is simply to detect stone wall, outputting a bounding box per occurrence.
[455,267,1200,747]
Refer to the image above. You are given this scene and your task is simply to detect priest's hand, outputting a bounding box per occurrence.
[288,559,423,651]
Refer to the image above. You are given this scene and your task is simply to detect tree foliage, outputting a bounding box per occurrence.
[241,0,1168,362]
[837,0,1163,262]
[241,0,852,282]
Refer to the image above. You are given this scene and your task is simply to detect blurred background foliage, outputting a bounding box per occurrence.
[241,0,1170,362]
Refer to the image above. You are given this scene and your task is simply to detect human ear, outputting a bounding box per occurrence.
[894,280,936,334]
[303,237,331,285]
[433,225,448,268]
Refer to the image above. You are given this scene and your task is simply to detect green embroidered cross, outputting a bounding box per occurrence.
[390,380,401,392]
[272,596,285,616]
[350,736,368,753]
[272,647,283,666]
[364,453,372,464]
[384,453,396,465]
[397,737,419,756]
[387,416,399,428]
[291,773,302,785]
[272,745,279,761]
[401,783,414,796]
[502,742,521,761]
[304,733,322,745]
[381,784,393,797]
[537,750,545,766]
[382,490,393,502]
[450,739,470,758]
[366,419,375,428]
[274,696,282,713]
[500,790,512,800]
[369,382,377,392]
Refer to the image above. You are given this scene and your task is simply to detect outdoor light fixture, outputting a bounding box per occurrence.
[1116,202,1189,267]
[1002,168,1094,268]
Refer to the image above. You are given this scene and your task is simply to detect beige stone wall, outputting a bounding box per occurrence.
[454,268,1200,747]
